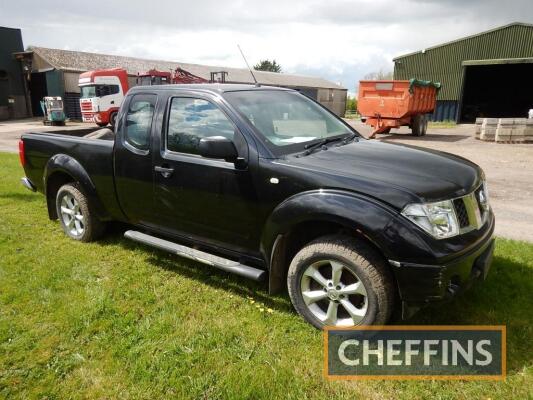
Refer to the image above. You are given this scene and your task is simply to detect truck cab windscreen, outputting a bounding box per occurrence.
[224,90,357,155]
[80,84,120,98]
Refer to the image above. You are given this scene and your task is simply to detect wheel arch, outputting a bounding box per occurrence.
[44,154,109,221]
[262,190,398,294]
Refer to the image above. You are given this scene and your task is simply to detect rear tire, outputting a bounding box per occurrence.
[287,235,395,329]
[56,183,105,242]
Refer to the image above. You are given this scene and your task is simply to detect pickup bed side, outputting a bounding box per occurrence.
[21,133,122,221]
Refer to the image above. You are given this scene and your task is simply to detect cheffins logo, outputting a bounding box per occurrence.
[324,326,505,380]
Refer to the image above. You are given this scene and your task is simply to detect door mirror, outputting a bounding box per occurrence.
[199,136,238,162]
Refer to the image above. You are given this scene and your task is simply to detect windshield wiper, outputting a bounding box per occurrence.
[301,136,344,156]
[340,132,359,145]
[301,133,358,156]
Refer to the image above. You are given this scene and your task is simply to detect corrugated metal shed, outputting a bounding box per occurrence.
[28,46,345,90]
[393,22,533,101]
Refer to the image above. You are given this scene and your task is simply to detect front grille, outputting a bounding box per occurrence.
[453,198,470,228]
[80,102,93,111]
[452,184,488,233]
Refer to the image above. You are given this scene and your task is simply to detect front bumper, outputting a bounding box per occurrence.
[389,217,495,317]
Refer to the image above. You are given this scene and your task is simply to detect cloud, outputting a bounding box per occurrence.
[1,0,532,92]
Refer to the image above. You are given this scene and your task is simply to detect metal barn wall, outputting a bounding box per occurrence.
[0,26,28,119]
[62,72,82,119]
[63,71,81,93]
[45,70,64,96]
[393,24,533,101]
[432,100,459,122]
[317,88,347,117]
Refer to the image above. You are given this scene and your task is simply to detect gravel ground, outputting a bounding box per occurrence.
[348,120,533,242]
[1,118,532,242]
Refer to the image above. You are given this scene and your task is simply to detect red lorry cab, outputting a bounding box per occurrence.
[78,68,129,127]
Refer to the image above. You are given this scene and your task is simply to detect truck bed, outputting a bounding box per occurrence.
[21,132,120,218]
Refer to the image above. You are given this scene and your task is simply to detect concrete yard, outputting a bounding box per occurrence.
[1,118,532,242]
[0,118,93,152]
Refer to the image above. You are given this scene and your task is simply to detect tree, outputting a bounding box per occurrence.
[254,60,282,73]
[346,95,358,113]
[363,69,393,80]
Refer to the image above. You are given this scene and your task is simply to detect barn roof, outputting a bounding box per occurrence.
[394,22,533,60]
[27,46,345,90]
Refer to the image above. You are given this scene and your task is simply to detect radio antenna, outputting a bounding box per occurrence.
[237,44,259,87]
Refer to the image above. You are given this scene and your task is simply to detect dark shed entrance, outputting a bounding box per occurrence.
[459,58,533,123]
[28,72,47,116]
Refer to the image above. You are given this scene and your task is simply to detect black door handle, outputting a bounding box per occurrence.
[154,165,174,178]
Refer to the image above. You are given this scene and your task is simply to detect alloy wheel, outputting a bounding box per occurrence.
[300,259,368,326]
[60,193,85,237]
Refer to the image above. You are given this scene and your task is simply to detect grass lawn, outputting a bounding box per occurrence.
[428,120,457,129]
[0,152,532,399]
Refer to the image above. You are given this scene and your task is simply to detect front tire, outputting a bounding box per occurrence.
[56,183,105,242]
[287,235,394,329]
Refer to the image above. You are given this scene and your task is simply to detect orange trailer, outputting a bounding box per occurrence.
[358,79,441,138]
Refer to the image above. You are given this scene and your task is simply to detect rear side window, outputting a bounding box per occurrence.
[124,94,156,151]
[167,97,234,155]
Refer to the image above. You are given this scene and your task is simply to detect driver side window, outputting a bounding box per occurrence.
[167,97,234,155]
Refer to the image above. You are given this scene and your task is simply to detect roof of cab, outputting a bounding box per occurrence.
[128,83,293,94]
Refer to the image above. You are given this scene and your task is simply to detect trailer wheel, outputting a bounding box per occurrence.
[411,114,425,136]
[421,115,428,136]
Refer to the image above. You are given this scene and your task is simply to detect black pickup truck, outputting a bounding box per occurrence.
[19,84,494,329]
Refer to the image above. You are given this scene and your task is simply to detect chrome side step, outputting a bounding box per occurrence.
[124,230,266,281]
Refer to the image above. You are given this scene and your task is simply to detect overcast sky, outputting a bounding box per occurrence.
[1,0,532,93]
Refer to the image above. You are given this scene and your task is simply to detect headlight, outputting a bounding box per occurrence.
[401,200,459,239]
[479,181,490,211]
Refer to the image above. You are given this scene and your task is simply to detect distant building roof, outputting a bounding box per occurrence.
[27,46,345,90]
[394,22,533,60]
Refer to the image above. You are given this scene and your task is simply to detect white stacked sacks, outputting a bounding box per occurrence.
[525,119,533,143]
[475,117,483,140]
[496,118,529,143]
[480,118,498,142]
[511,118,527,143]
[495,118,515,143]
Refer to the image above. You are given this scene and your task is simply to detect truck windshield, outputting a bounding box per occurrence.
[80,84,120,98]
[80,85,96,98]
[223,90,355,155]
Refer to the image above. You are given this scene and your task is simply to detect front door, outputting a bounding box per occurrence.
[152,95,261,254]
[114,93,157,225]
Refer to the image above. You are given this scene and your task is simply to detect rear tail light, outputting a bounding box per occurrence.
[18,139,26,166]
